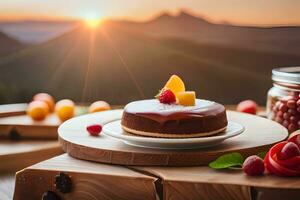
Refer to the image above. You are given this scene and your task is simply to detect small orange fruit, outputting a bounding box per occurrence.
[55,99,75,121]
[164,75,185,95]
[27,100,49,121]
[33,93,55,112]
[89,101,111,113]
[177,91,196,106]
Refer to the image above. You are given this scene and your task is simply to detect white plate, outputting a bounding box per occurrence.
[103,120,244,149]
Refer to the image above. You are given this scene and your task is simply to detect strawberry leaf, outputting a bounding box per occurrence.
[209,152,244,169]
[257,151,267,160]
[154,89,163,99]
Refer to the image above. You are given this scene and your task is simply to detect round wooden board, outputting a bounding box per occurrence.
[0,105,88,139]
[58,109,288,166]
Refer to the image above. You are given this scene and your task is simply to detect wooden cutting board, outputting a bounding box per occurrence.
[59,110,288,166]
[0,139,63,173]
[0,106,88,139]
[0,103,27,118]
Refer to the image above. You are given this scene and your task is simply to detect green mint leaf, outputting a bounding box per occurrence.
[228,166,243,169]
[209,152,244,169]
[154,89,163,99]
[257,151,267,160]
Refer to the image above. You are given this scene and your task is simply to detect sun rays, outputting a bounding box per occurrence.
[84,13,102,29]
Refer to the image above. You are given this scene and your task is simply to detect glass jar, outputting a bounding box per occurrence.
[267,67,300,133]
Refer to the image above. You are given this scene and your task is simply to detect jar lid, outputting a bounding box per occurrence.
[272,67,300,85]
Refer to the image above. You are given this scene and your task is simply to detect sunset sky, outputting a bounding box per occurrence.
[0,0,299,25]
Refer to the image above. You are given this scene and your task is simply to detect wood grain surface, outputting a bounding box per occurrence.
[0,105,89,139]
[133,166,300,200]
[59,110,288,166]
[0,104,27,118]
[0,114,60,139]
[12,154,300,200]
[14,154,158,200]
[0,174,15,200]
[0,140,63,173]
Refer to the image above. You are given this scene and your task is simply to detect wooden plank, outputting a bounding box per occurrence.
[0,140,63,173]
[13,154,159,200]
[59,110,287,166]
[0,104,27,118]
[0,174,15,200]
[0,114,60,139]
[11,153,300,200]
[133,166,300,200]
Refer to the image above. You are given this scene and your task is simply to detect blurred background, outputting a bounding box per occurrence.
[0,0,300,105]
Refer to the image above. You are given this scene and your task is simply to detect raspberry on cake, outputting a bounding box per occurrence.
[121,75,228,138]
[159,89,176,104]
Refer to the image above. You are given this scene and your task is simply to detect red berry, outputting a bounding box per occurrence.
[243,155,265,176]
[275,117,283,124]
[288,132,300,148]
[276,111,283,118]
[283,112,290,120]
[282,120,289,128]
[159,89,176,104]
[275,101,281,108]
[236,100,257,114]
[290,115,299,123]
[287,100,296,109]
[277,142,300,160]
[297,99,300,106]
[288,123,298,133]
[279,103,288,112]
[288,108,297,115]
[87,124,102,136]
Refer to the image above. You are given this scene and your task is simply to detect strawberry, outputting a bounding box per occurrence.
[158,89,176,104]
[243,155,265,176]
[87,124,102,136]
[277,142,300,160]
[237,100,257,114]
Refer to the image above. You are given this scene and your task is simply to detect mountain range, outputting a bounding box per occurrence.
[108,11,300,56]
[0,32,24,56]
[0,20,78,44]
[0,11,300,105]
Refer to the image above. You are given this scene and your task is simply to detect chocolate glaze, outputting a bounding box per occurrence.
[124,99,225,124]
[122,99,228,135]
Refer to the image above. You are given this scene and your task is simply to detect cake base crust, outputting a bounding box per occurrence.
[122,125,227,138]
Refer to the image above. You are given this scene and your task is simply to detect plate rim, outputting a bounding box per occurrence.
[102,120,245,144]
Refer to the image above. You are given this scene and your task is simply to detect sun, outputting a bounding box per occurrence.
[86,18,101,28]
[84,13,102,28]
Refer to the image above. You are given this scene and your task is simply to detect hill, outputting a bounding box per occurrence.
[0,20,78,44]
[0,23,300,105]
[107,11,300,56]
[0,31,24,56]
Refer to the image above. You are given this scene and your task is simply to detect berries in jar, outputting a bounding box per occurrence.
[267,67,300,133]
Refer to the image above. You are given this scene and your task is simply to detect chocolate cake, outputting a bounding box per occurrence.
[121,99,228,138]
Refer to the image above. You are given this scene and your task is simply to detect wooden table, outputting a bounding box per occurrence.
[0,173,15,200]
[13,154,300,200]
[3,104,299,200]
[0,140,63,200]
